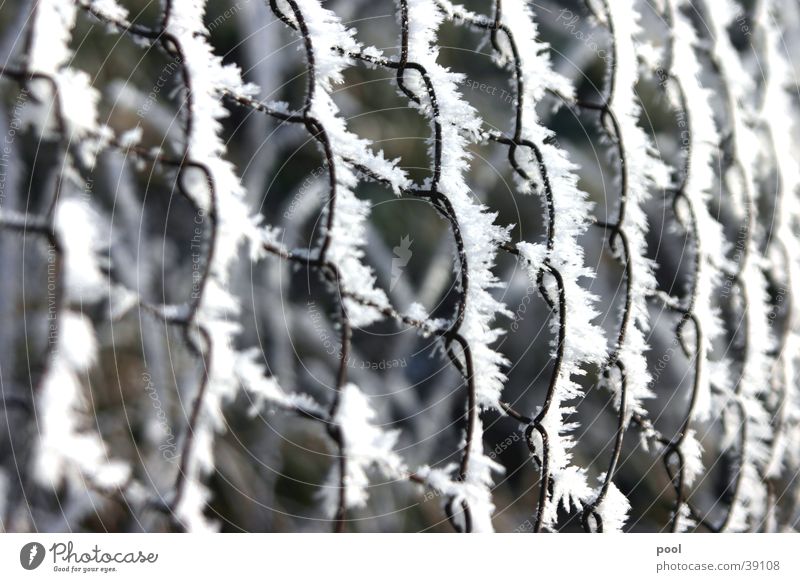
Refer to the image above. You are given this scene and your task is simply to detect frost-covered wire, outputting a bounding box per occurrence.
[2,0,799,534]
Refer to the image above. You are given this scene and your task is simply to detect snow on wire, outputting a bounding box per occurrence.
[0,0,798,533]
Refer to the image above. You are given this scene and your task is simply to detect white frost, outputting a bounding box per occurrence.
[321,384,406,513]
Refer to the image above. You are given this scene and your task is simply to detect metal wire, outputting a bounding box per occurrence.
[0,0,796,533]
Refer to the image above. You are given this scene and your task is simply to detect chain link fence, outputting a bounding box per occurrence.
[0,0,799,532]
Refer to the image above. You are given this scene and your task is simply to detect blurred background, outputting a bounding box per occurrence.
[1,0,799,532]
